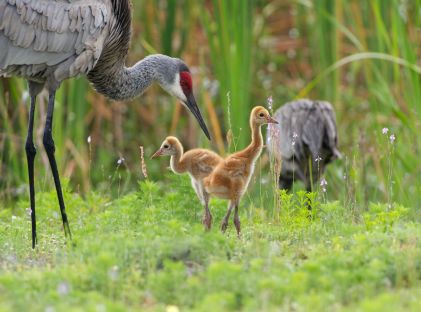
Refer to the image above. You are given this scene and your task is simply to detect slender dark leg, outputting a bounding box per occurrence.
[221,201,234,233]
[25,95,37,249]
[43,91,72,240]
[233,204,241,238]
[279,177,293,191]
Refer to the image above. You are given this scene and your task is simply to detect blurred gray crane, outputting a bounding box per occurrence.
[0,0,210,248]
[267,99,341,192]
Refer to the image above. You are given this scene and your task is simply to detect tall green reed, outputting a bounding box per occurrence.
[201,0,254,150]
[295,0,421,208]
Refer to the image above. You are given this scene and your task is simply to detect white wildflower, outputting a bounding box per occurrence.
[267,96,273,110]
[87,136,91,143]
[389,134,396,143]
[57,281,70,296]
[382,128,389,135]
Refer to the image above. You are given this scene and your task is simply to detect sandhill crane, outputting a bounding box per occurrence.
[152,136,223,230]
[267,99,341,192]
[204,106,278,237]
[0,0,211,248]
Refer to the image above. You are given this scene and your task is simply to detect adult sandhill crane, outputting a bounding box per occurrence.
[204,106,278,237]
[267,99,341,192]
[0,0,211,248]
[152,136,223,230]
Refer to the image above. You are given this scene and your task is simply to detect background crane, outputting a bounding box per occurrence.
[0,0,210,248]
[267,99,341,192]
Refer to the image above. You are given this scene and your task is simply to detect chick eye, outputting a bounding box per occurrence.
[163,144,169,149]
[259,113,265,117]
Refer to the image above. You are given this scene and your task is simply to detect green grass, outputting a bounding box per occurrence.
[0,175,420,311]
[1,0,421,210]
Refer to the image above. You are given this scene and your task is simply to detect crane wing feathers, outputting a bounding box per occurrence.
[0,0,109,77]
[268,99,339,161]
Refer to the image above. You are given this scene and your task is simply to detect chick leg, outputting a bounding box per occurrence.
[202,190,212,230]
[233,203,241,238]
[221,201,234,233]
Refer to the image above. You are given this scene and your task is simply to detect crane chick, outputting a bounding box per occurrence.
[267,99,341,192]
[204,106,278,237]
[152,136,223,230]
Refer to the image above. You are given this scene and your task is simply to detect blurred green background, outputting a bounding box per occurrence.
[0,0,420,209]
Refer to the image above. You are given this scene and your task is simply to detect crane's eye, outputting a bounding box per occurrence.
[259,113,265,117]
[163,144,169,149]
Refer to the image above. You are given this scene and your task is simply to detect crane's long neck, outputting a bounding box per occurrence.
[88,57,159,100]
[170,143,187,174]
[244,121,263,161]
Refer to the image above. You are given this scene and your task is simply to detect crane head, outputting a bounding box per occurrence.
[251,106,279,126]
[161,60,211,140]
[151,136,181,159]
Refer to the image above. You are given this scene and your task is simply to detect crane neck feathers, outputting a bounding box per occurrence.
[88,54,176,100]
[170,142,186,174]
[242,121,263,160]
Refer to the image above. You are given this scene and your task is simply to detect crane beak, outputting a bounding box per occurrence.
[266,116,279,124]
[184,93,211,140]
[151,148,163,159]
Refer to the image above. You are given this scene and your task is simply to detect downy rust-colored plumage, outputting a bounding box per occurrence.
[0,0,210,248]
[204,106,278,236]
[152,136,223,230]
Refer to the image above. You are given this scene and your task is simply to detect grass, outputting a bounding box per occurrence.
[0,175,420,311]
[1,0,421,210]
[1,1,421,309]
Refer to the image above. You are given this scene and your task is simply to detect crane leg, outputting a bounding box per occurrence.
[202,191,212,230]
[221,201,234,233]
[43,91,72,242]
[233,204,241,238]
[25,95,37,249]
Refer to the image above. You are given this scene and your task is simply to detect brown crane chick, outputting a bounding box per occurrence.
[204,106,278,236]
[152,136,223,230]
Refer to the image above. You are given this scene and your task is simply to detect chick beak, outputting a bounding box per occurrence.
[266,116,279,124]
[184,92,211,140]
[151,148,163,159]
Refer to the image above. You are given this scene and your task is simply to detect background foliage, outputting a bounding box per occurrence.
[1,0,420,211]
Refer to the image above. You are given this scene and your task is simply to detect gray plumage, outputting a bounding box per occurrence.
[0,0,211,248]
[0,0,192,100]
[267,99,341,191]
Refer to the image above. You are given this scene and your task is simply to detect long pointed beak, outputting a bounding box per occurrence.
[184,93,211,140]
[151,148,163,159]
[267,116,279,124]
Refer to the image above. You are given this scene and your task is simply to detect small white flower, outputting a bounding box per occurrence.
[320,178,328,186]
[389,134,396,143]
[26,208,32,216]
[382,128,389,135]
[292,132,298,139]
[322,187,327,193]
[117,157,125,165]
[166,306,180,312]
[87,136,91,143]
[267,96,273,110]
[291,141,296,146]
[57,281,70,296]
[108,265,119,281]
[315,156,322,162]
